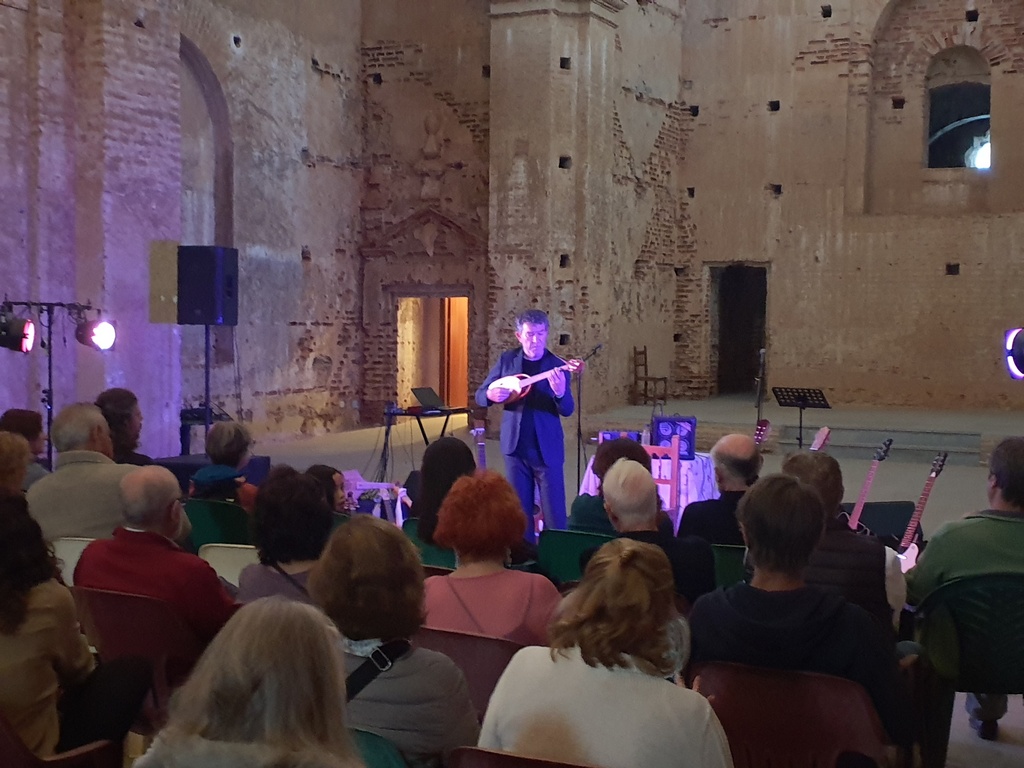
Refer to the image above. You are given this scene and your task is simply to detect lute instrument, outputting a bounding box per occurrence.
[486,358,584,405]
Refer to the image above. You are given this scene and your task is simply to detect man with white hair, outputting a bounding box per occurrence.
[584,458,715,605]
[26,403,138,539]
[677,433,762,545]
[74,465,237,643]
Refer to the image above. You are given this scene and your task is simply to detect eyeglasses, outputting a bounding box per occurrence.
[177,496,189,507]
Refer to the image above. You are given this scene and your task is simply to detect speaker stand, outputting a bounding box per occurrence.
[203,324,213,435]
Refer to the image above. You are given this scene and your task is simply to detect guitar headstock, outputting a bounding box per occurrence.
[564,358,585,374]
[875,438,894,462]
[754,419,771,446]
[930,451,948,477]
[810,426,831,451]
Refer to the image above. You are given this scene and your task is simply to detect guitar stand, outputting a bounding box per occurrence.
[771,387,831,449]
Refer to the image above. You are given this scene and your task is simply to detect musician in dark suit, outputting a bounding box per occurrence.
[475,310,574,542]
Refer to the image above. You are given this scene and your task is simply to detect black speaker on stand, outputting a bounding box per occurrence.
[177,246,239,441]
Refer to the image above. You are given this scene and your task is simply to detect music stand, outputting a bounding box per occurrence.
[771,387,831,449]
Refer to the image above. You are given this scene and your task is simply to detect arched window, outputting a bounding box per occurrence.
[926,47,991,170]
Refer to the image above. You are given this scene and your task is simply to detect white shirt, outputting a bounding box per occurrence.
[480,646,733,768]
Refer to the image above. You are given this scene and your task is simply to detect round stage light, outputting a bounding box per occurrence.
[1005,328,1024,379]
[0,316,35,353]
[76,319,116,351]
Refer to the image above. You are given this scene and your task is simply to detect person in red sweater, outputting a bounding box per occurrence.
[74,466,237,643]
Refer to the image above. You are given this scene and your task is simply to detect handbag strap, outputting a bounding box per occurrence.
[270,563,309,596]
[345,640,411,702]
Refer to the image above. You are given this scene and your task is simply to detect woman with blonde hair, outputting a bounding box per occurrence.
[310,515,478,768]
[136,598,362,768]
[479,538,733,768]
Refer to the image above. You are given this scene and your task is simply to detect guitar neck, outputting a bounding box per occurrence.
[847,460,881,530]
[900,475,937,550]
[517,363,573,389]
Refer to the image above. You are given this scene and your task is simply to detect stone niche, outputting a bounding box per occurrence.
[360,208,491,424]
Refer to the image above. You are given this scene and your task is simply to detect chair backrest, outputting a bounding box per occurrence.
[184,499,251,549]
[633,345,650,377]
[52,537,95,586]
[915,572,1024,690]
[450,747,595,768]
[401,518,457,569]
[412,627,524,719]
[351,728,408,768]
[197,543,260,586]
[711,544,747,588]
[690,662,889,768]
[72,587,205,713]
[0,710,121,768]
[643,435,681,526]
[537,529,614,584]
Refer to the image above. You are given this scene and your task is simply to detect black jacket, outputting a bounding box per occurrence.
[676,490,746,546]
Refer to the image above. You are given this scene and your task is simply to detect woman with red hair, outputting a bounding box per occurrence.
[425,471,561,645]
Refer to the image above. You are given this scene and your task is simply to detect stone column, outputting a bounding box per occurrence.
[488,0,625,373]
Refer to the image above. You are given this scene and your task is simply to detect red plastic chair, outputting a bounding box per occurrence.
[0,712,120,768]
[72,587,205,730]
[690,662,890,768]
[450,747,596,768]
[412,627,524,720]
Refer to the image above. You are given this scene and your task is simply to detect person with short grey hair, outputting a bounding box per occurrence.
[581,459,715,606]
[26,403,137,540]
[190,421,258,511]
[74,466,236,643]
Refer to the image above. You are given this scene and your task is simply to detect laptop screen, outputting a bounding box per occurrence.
[411,387,446,409]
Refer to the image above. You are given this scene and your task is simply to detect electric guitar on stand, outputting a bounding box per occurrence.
[754,348,771,445]
[898,452,948,573]
[840,438,894,533]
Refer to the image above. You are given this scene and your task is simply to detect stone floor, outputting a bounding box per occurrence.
[259,396,1024,765]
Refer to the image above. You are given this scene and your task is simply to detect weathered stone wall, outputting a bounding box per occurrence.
[680,0,1024,408]
[359,0,490,422]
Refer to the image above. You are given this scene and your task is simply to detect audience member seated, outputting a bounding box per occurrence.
[190,421,258,512]
[0,494,150,757]
[95,387,152,466]
[26,403,138,539]
[782,450,905,632]
[238,466,333,604]
[305,463,353,513]
[75,465,237,644]
[677,433,761,546]
[0,409,49,489]
[581,458,715,607]
[688,474,912,745]
[425,470,561,645]
[480,538,732,768]
[135,598,362,768]
[310,515,479,767]
[569,437,653,536]
[0,432,32,495]
[906,436,1024,741]
[410,436,476,545]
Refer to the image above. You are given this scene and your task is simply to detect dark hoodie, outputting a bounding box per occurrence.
[688,583,912,745]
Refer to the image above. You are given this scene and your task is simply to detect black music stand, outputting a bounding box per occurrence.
[771,387,831,449]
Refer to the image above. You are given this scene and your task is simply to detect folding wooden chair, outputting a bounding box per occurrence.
[72,587,205,730]
[412,627,525,720]
[690,662,890,768]
[0,712,120,768]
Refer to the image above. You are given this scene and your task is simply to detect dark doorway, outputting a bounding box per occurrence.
[714,265,767,394]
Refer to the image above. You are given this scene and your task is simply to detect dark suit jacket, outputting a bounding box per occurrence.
[676,490,747,546]
[475,348,574,468]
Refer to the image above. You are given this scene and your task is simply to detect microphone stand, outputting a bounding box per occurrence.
[575,344,603,490]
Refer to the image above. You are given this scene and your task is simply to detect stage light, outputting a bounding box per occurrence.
[76,319,116,351]
[0,313,35,353]
[1005,328,1024,379]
